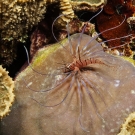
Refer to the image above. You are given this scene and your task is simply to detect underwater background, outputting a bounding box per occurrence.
[0,0,135,135]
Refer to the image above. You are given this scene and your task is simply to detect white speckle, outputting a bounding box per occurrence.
[55,75,63,81]
[115,80,120,83]
[114,83,119,87]
[129,106,133,109]
[114,80,120,87]
[110,129,115,132]
[116,121,121,125]
[126,108,130,112]
[26,82,32,87]
[102,125,105,128]
[131,90,135,94]
[112,49,120,56]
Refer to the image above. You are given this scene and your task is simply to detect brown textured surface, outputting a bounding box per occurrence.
[96,0,135,48]
[1,34,135,135]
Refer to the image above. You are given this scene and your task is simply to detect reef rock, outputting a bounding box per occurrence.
[1,34,135,135]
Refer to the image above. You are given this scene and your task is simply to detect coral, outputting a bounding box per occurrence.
[57,0,75,27]
[100,5,135,58]
[0,0,107,65]
[127,15,135,27]
[0,0,106,41]
[1,0,47,41]
[96,0,135,50]
[57,0,107,26]
[118,112,135,135]
[29,0,135,59]
[0,39,18,66]
[1,34,135,135]
[30,18,96,56]
[29,0,106,56]
[0,0,47,65]
[0,65,14,119]
[71,0,107,11]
